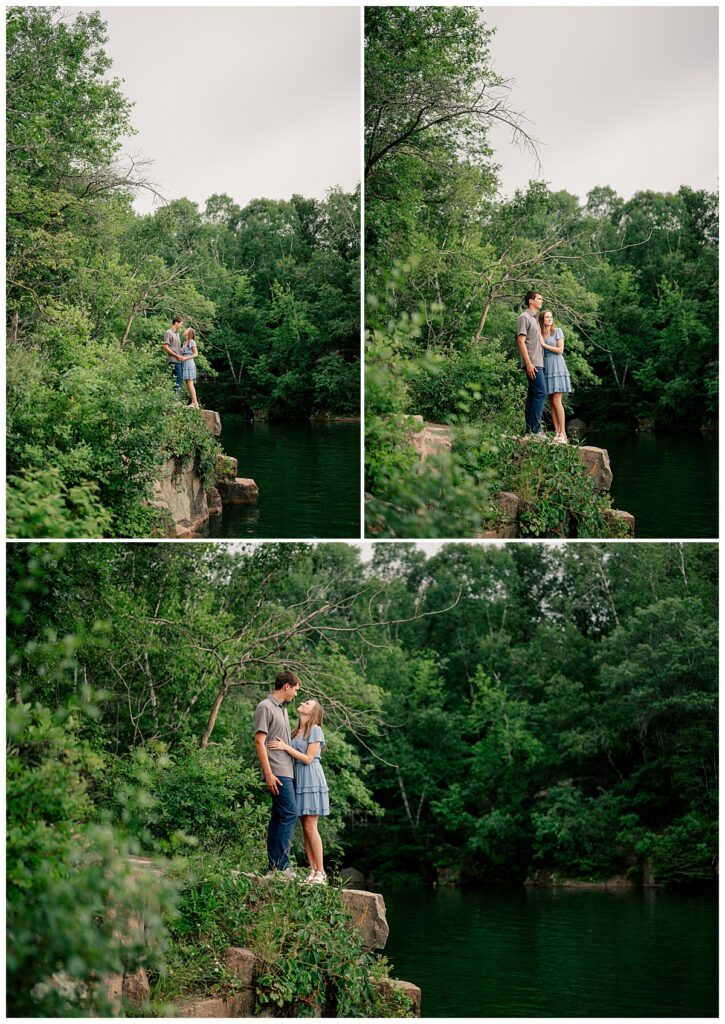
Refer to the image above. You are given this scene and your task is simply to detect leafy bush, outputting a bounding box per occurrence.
[95,740,268,857]
[365,306,494,537]
[406,342,522,424]
[7,700,171,1016]
[7,467,113,538]
[470,431,622,538]
[644,813,718,886]
[530,786,628,878]
[312,353,361,414]
[7,340,223,538]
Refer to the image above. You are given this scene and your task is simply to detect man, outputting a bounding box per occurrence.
[253,670,301,877]
[516,290,546,435]
[163,315,184,393]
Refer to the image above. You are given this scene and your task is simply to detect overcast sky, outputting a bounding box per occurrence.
[483,6,718,200]
[88,6,360,215]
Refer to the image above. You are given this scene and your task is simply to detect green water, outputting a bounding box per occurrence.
[202,419,360,538]
[380,885,718,1017]
[584,429,718,538]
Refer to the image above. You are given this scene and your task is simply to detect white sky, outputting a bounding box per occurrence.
[84,6,361,215]
[483,5,718,200]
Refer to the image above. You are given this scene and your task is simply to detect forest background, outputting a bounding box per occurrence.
[7,7,360,538]
[8,541,718,1014]
[364,8,718,537]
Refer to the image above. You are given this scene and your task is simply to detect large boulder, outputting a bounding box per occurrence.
[577,445,613,492]
[216,477,259,505]
[200,409,222,436]
[340,889,389,950]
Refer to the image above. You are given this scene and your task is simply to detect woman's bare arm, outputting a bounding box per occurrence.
[268,738,321,765]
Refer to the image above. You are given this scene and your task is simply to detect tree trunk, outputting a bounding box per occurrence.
[200,682,230,749]
[473,299,492,345]
[9,310,19,345]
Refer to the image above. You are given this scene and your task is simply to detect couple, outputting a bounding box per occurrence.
[162,315,200,407]
[254,671,330,885]
[516,290,572,442]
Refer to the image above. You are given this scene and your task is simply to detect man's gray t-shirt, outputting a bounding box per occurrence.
[253,696,294,779]
[164,328,182,364]
[516,310,544,368]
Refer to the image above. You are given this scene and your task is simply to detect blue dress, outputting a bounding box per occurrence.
[181,342,197,381]
[292,725,330,817]
[543,328,571,395]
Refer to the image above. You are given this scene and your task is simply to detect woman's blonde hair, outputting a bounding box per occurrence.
[538,310,556,338]
[186,327,196,340]
[293,700,324,739]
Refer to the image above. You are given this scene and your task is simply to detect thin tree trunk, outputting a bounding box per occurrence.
[473,299,492,344]
[9,310,19,345]
[200,681,230,749]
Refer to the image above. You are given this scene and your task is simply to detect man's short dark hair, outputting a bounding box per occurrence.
[172,315,183,325]
[523,290,542,308]
[274,670,301,691]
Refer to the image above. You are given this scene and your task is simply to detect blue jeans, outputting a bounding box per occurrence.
[170,360,184,393]
[267,776,298,870]
[523,366,547,433]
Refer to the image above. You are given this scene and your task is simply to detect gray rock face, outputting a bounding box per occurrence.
[208,486,223,516]
[216,477,259,505]
[339,889,389,950]
[152,456,209,537]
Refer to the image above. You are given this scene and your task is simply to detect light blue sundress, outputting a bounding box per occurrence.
[292,725,330,817]
[543,328,572,395]
[181,342,197,381]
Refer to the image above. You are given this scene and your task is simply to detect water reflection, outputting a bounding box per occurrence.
[203,419,360,539]
[585,429,718,538]
[380,885,717,1017]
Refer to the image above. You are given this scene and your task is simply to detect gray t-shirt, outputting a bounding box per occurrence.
[516,310,544,368]
[253,696,294,779]
[164,328,182,364]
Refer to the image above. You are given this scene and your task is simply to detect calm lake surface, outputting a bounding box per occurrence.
[203,419,360,539]
[381,885,718,1018]
[585,429,718,538]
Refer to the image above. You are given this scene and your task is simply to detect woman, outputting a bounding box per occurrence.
[268,699,330,884]
[180,327,199,407]
[539,310,571,443]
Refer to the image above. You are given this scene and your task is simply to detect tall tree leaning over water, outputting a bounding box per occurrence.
[6,7,360,538]
[364,7,718,536]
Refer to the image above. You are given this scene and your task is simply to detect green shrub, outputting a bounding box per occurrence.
[530,786,628,878]
[96,740,268,857]
[406,343,522,424]
[470,432,623,538]
[7,700,171,1016]
[7,467,113,538]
